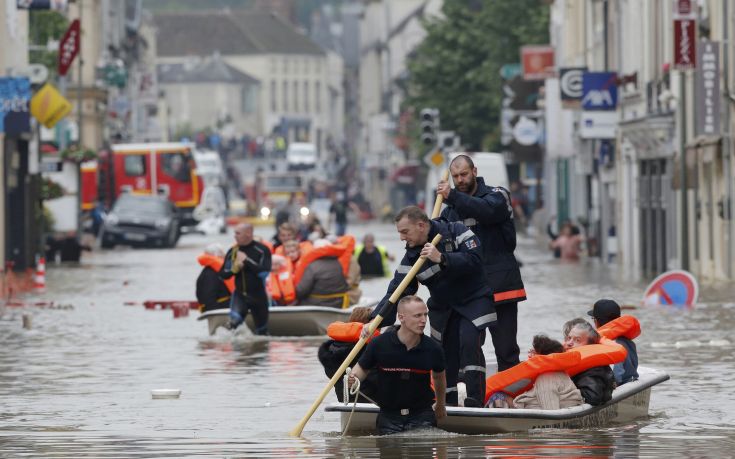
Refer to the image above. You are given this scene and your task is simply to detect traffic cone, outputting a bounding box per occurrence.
[34,257,46,292]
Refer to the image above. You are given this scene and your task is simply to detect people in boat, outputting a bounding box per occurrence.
[196,243,234,313]
[349,296,446,435]
[271,222,298,251]
[287,239,351,308]
[588,299,639,385]
[318,307,379,403]
[563,319,614,406]
[268,254,295,306]
[368,205,496,408]
[354,233,395,278]
[220,223,272,334]
[437,154,526,372]
[510,335,584,410]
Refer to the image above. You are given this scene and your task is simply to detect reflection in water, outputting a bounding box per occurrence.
[1,228,734,456]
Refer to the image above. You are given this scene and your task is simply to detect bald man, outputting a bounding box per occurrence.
[220,223,272,333]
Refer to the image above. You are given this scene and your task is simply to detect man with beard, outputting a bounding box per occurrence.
[437,154,526,372]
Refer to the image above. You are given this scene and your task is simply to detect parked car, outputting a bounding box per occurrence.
[100,194,181,249]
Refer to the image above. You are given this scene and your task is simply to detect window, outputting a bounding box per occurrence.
[241,85,257,114]
[283,58,288,74]
[315,81,321,112]
[270,80,277,111]
[282,80,288,111]
[304,81,309,112]
[124,155,146,176]
[161,152,191,183]
[293,81,299,112]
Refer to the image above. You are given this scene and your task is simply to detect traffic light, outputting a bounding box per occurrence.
[420,108,440,146]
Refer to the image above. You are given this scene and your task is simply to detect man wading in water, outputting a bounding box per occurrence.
[349,296,446,435]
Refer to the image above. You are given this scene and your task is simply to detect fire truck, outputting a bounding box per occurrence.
[82,142,204,226]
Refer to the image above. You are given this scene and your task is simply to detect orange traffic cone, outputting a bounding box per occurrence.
[34,257,46,292]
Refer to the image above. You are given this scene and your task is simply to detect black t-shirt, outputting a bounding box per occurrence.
[358,249,384,277]
[358,327,445,411]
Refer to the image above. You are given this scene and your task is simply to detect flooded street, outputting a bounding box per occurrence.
[1,221,734,457]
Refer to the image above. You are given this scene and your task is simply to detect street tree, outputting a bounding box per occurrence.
[405,0,549,150]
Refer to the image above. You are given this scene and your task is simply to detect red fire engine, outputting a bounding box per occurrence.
[82,142,204,225]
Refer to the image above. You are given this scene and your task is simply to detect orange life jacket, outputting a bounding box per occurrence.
[267,257,296,304]
[565,338,628,377]
[598,315,641,340]
[197,253,235,293]
[275,240,313,257]
[484,351,582,402]
[293,243,349,286]
[326,321,379,342]
[336,235,355,277]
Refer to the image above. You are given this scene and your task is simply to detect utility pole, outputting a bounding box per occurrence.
[680,71,689,270]
[76,0,84,241]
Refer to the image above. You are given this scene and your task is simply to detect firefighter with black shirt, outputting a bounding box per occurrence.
[368,206,496,407]
[437,154,526,372]
[220,223,272,334]
[349,296,446,435]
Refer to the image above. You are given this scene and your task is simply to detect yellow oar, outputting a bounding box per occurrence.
[289,168,449,437]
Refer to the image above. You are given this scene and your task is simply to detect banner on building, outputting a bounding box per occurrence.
[559,67,587,102]
[30,83,72,128]
[521,45,555,80]
[695,41,720,137]
[673,19,696,70]
[0,77,31,135]
[581,72,618,111]
[579,111,617,139]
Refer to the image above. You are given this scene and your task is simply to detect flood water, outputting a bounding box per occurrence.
[1,221,734,457]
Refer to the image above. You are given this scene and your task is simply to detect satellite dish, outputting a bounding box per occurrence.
[28,64,49,85]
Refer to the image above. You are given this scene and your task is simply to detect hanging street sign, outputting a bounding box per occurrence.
[58,19,80,76]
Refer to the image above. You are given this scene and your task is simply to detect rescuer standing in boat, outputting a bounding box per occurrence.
[437,154,526,372]
[369,206,496,407]
[220,223,272,334]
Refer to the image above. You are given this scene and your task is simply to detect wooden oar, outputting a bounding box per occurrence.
[289,168,449,437]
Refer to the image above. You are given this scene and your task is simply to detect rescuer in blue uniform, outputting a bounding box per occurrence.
[370,205,496,407]
[437,154,526,372]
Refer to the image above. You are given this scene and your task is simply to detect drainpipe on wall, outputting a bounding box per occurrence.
[722,0,733,279]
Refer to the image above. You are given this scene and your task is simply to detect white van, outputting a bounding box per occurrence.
[286,142,318,170]
[425,152,509,210]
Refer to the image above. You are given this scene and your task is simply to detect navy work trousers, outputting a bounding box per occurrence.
[442,309,486,407]
[487,301,520,372]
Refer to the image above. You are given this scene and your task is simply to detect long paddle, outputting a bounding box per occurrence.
[289,169,449,437]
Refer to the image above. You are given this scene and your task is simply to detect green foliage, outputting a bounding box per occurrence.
[41,177,66,201]
[60,146,97,163]
[28,10,69,79]
[405,0,549,150]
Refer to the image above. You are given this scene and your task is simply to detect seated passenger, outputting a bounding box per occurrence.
[563,320,615,406]
[196,244,234,312]
[589,299,639,385]
[512,335,584,410]
[289,239,350,308]
[317,307,379,403]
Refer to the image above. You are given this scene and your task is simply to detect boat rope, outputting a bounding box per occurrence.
[341,367,362,436]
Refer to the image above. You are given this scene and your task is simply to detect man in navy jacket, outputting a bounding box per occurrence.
[438,155,526,372]
[371,206,496,407]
